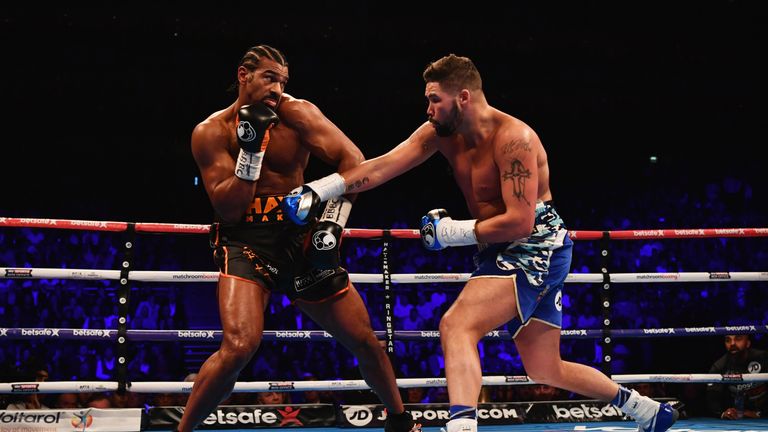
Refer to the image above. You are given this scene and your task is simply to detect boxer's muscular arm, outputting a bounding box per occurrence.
[281,122,438,226]
[341,122,438,193]
[281,99,364,199]
[474,128,537,243]
[191,120,255,223]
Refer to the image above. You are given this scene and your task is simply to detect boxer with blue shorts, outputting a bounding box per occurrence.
[283,53,678,432]
[469,201,572,338]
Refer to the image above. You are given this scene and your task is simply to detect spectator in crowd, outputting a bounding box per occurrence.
[257,391,291,405]
[707,334,767,419]
[56,393,80,409]
[5,367,49,409]
[87,394,112,408]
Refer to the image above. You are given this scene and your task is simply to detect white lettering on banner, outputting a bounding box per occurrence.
[18,219,57,226]
[642,328,675,334]
[485,330,501,338]
[0,329,7,337]
[177,330,215,339]
[413,274,461,280]
[73,329,113,338]
[268,382,295,391]
[204,409,277,425]
[478,408,518,419]
[632,230,664,237]
[552,404,624,419]
[20,329,60,337]
[636,274,679,280]
[420,331,440,338]
[725,325,756,332]
[714,228,745,235]
[172,224,208,231]
[274,331,312,339]
[409,410,449,421]
[561,329,588,336]
[70,220,108,228]
[673,229,705,235]
[684,327,716,333]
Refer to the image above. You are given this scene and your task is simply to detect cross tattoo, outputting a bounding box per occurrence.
[502,159,531,206]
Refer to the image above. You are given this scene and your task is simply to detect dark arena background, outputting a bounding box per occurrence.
[1,2,767,432]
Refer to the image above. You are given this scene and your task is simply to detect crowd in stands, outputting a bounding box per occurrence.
[1,174,766,416]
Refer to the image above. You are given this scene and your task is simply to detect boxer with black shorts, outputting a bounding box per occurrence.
[181,45,418,432]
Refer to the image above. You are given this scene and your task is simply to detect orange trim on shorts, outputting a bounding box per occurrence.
[218,273,270,294]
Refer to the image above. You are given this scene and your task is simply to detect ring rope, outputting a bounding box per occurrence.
[2,326,766,342]
[2,373,767,394]
[2,267,767,283]
[1,217,767,239]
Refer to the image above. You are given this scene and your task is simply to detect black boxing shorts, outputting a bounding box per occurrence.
[209,194,350,303]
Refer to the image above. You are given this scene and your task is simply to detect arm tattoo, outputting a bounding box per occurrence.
[346,176,370,193]
[501,139,531,155]
[501,159,531,206]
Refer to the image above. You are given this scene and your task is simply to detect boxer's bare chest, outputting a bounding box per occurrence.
[442,138,503,215]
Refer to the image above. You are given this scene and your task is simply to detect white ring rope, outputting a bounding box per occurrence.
[2,268,767,283]
[2,374,767,394]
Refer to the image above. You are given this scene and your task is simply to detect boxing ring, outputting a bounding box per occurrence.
[1,217,767,432]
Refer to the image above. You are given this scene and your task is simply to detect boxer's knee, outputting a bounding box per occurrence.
[439,309,476,343]
[346,332,382,360]
[220,335,261,368]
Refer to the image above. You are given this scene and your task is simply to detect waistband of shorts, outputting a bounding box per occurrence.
[214,193,288,226]
[536,199,554,209]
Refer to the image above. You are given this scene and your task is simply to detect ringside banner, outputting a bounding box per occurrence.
[147,404,335,429]
[0,408,141,432]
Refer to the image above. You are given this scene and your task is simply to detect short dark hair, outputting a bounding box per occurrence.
[239,44,288,70]
[231,45,288,91]
[423,54,482,93]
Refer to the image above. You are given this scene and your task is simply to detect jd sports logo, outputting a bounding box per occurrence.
[343,406,374,426]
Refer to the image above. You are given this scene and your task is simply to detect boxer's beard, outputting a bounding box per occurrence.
[429,101,462,137]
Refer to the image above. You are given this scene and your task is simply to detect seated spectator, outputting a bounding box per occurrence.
[404,386,427,404]
[707,334,767,419]
[55,392,80,409]
[86,394,112,408]
[5,368,49,410]
[256,391,291,405]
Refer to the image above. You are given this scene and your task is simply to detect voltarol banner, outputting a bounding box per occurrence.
[0,408,141,432]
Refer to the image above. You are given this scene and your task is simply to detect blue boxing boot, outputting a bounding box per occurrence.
[614,386,678,432]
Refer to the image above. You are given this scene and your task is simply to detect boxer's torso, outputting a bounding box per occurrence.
[212,94,313,197]
[436,109,552,222]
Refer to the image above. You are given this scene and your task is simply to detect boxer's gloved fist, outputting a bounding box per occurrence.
[282,173,347,225]
[234,103,279,181]
[420,209,478,251]
[306,197,352,270]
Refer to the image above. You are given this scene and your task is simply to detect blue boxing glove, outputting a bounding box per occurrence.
[234,103,279,181]
[420,209,478,251]
[282,173,347,225]
[306,197,352,269]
